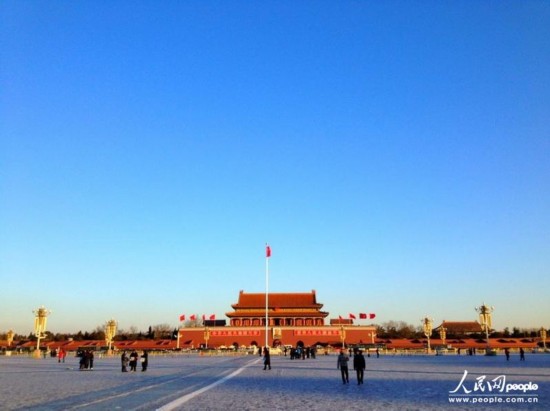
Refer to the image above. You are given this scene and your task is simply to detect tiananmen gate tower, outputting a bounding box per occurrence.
[177,290,376,349]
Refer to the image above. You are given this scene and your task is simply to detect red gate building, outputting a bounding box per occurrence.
[178,290,376,349]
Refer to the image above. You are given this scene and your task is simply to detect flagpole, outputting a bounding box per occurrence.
[265,244,269,349]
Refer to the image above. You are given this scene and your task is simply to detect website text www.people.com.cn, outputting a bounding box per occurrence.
[448,395,538,405]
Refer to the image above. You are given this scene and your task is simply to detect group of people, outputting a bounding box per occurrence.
[68,344,373,384]
[121,350,148,372]
[504,347,526,361]
[77,349,95,370]
[264,345,368,384]
[50,348,67,362]
[284,345,317,360]
[337,349,366,385]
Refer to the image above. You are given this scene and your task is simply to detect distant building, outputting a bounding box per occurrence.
[435,321,483,337]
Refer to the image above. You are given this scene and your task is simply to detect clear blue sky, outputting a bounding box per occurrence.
[1,1,549,336]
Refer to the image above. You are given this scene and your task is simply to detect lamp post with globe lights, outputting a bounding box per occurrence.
[422,316,433,353]
[439,325,447,346]
[340,324,346,349]
[6,330,15,348]
[105,319,117,355]
[475,303,495,355]
[33,306,51,358]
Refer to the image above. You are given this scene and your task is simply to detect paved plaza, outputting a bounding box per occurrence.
[1,352,548,410]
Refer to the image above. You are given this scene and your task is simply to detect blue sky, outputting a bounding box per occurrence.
[1,1,549,335]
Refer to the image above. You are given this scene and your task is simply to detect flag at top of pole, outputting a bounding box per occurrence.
[266,244,271,258]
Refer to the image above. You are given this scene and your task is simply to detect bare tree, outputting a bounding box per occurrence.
[152,323,172,339]
[378,321,422,338]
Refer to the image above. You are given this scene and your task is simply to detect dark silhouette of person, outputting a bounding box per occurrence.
[353,350,366,385]
[121,351,129,372]
[129,350,139,372]
[263,347,271,370]
[520,348,525,361]
[337,349,350,384]
[505,348,510,361]
[79,350,92,370]
[79,350,86,370]
[141,350,149,371]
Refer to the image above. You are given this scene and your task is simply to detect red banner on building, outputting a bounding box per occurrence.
[210,330,261,337]
[294,329,341,336]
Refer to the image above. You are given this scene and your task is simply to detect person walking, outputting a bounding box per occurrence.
[353,350,366,385]
[141,350,149,372]
[504,348,510,361]
[121,351,129,372]
[88,350,94,370]
[58,348,66,363]
[129,350,139,372]
[520,348,525,361]
[337,349,350,384]
[263,347,271,370]
[79,351,86,370]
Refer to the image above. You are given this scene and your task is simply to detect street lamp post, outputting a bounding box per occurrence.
[439,326,447,346]
[541,327,547,352]
[204,327,210,349]
[340,324,346,350]
[33,306,51,358]
[475,303,495,355]
[6,330,14,348]
[422,317,433,353]
[105,319,117,355]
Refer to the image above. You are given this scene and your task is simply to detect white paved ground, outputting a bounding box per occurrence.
[1,352,548,410]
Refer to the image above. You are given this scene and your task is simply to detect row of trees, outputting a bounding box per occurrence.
[1,322,545,342]
[1,323,178,342]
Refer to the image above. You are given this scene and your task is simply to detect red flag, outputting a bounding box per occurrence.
[190,314,196,321]
[266,244,271,258]
[202,314,206,321]
[338,315,343,320]
[369,313,376,319]
[359,313,367,319]
[209,314,216,320]
[179,314,185,322]
[349,313,356,319]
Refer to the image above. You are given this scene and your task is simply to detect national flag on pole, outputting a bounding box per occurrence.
[338,315,343,320]
[179,314,185,322]
[349,313,356,319]
[202,314,206,321]
[190,314,196,321]
[266,244,271,258]
[359,313,367,319]
[209,314,216,320]
[369,313,376,319]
